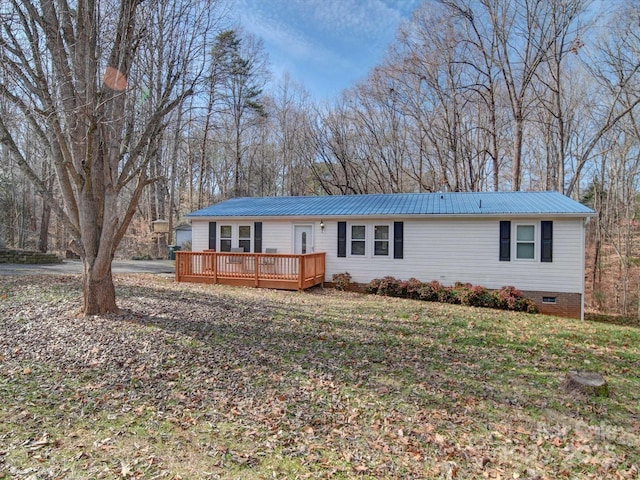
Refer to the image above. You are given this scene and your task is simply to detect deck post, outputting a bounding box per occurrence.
[175,252,181,282]
[254,254,259,287]
[298,255,305,291]
[212,252,217,283]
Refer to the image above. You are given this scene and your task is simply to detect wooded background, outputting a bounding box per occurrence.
[1,0,639,316]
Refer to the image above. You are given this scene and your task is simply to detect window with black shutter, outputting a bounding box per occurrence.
[337,222,346,257]
[208,222,217,250]
[374,225,390,256]
[393,221,404,259]
[541,221,553,262]
[238,225,251,252]
[254,222,262,253]
[499,221,511,261]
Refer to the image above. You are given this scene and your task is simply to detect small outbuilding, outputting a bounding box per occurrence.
[174,223,192,248]
[182,191,595,319]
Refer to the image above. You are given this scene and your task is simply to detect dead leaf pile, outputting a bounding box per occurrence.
[0,274,638,479]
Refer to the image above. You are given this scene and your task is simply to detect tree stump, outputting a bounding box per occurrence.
[565,371,609,397]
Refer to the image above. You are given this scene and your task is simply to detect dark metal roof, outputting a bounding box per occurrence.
[187,192,595,218]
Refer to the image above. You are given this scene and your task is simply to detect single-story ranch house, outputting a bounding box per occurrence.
[178,191,595,319]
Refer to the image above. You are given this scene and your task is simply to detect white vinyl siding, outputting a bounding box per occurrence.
[325,217,585,294]
[191,221,211,251]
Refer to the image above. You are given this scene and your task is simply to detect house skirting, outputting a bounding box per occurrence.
[518,291,582,319]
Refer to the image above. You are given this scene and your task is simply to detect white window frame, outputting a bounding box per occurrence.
[515,223,536,261]
[219,224,233,252]
[346,222,393,258]
[373,224,391,257]
[238,224,252,252]
[219,224,253,252]
[349,224,366,256]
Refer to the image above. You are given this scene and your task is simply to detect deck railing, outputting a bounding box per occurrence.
[175,251,326,291]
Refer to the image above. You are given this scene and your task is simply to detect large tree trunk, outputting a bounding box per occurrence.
[38,163,53,253]
[38,202,51,253]
[83,259,118,314]
[511,115,523,191]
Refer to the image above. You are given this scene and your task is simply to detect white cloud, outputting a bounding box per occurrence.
[237,0,352,67]
[305,0,404,38]
[234,0,421,98]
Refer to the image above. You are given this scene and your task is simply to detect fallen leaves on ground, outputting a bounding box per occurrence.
[0,274,638,479]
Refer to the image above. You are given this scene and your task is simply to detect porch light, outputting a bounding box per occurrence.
[320,220,325,232]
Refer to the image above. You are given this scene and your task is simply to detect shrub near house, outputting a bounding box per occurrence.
[365,276,538,313]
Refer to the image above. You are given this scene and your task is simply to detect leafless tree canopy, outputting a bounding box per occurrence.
[0,0,223,313]
[1,0,640,316]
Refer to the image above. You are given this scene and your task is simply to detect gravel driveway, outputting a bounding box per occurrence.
[0,259,175,276]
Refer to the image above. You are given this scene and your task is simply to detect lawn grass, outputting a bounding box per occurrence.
[0,274,638,479]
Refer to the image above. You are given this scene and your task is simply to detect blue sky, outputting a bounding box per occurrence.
[234,0,422,100]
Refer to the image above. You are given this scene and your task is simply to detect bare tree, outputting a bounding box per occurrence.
[0,0,222,314]
[393,4,469,191]
[534,0,590,192]
[384,2,505,192]
[471,0,586,190]
[565,2,640,197]
[350,68,412,193]
[581,1,640,315]
[307,98,374,195]
[270,73,315,196]
[212,29,269,198]
[439,0,505,191]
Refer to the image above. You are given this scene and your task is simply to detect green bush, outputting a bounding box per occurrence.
[365,278,382,294]
[405,278,423,300]
[439,285,460,304]
[364,277,538,314]
[493,286,538,313]
[468,285,496,308]
[454,283,496,308]
[332,272,352,291]
[376,276,404,297]
[416,280,440,302]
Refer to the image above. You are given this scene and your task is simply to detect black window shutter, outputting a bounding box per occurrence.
[208,221,217,250]
[393,221,404,259]
[499,221,511,261]
[254,222,262,253]
[337,221,346,257]
[541,220,553,262]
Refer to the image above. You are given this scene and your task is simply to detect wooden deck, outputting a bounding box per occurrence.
[175,251,326,290]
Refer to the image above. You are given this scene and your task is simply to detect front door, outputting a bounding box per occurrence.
[294,225,313,254]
